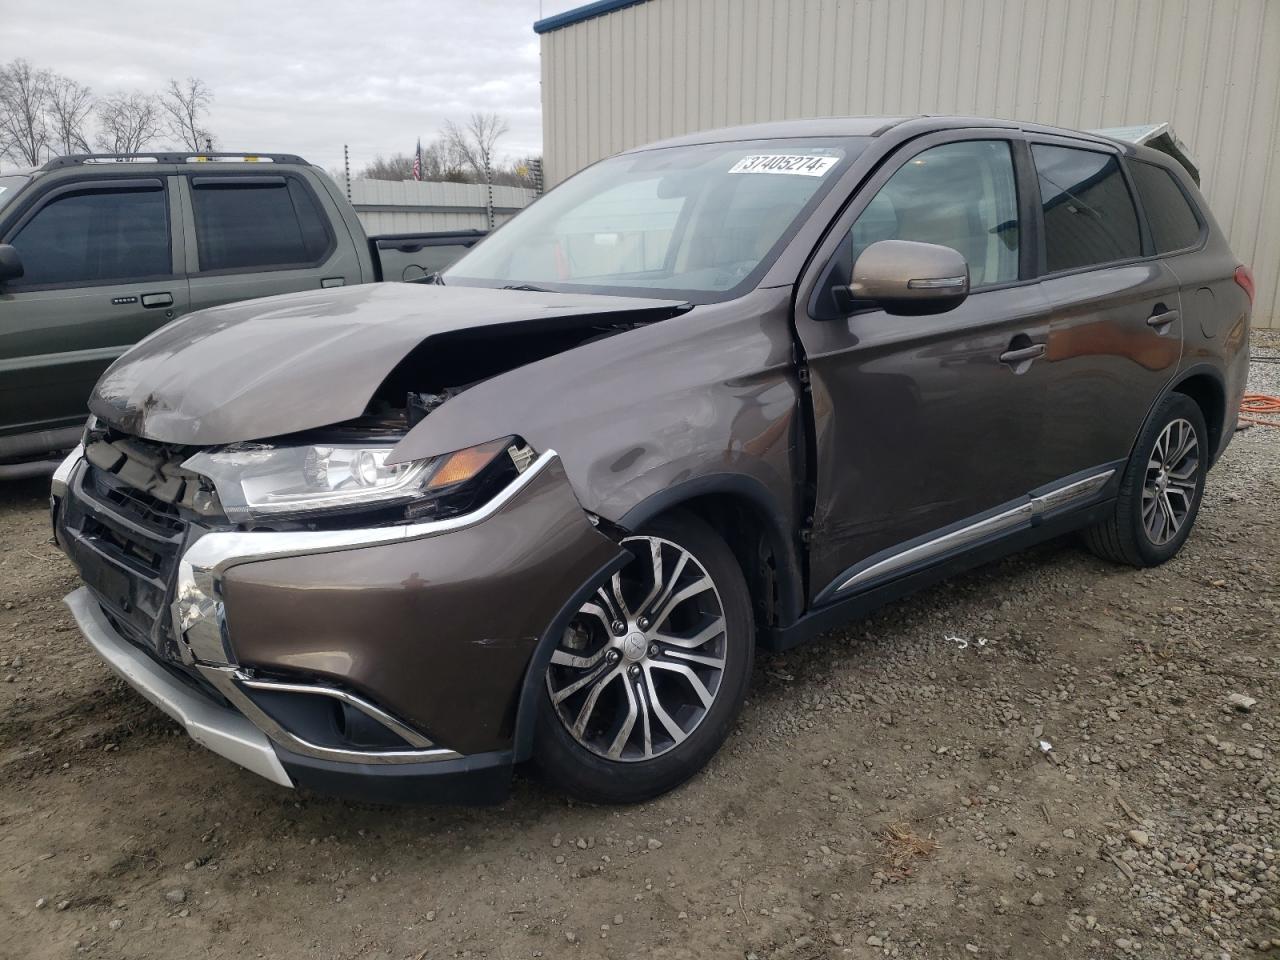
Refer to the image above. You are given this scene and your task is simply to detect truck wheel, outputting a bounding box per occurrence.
[1085,393,1208,568]
[534,511,754,804]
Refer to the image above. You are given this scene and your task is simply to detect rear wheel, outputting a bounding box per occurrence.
[1085,392,1208,567]
[534,511,753,804]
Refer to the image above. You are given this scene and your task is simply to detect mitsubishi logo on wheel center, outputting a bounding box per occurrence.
[623,632,648,661]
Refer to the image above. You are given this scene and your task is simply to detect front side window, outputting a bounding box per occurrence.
[444,137,869,302]
[1129,160,1202,253]
[191,178,330,272]
[1033,145,1141,272]
[8,185,169,286]
[849,140,1020,288]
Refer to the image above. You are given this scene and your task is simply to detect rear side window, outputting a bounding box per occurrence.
[8,185,169,286]
[1032,145,1141,272]
[1129,160,1202,253]
[191,177,331,272]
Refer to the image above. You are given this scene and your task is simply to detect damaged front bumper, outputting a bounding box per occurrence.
[53,447,623,803]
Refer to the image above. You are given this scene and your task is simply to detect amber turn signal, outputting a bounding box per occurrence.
[425,438,513,489]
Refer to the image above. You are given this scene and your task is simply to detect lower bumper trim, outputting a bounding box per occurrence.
[64,586,294,788]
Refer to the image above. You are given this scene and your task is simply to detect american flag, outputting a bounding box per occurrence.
[412,138,422,181]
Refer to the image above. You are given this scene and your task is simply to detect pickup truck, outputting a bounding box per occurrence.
[0,152,486,477]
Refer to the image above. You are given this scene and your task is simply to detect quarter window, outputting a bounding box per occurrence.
[191,178,330,272]
[1032,145,1141,272]
[1129,160,1202,253]
[850,140,1020,288]
[8,185,169,286]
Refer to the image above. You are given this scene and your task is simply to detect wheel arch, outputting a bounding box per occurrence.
[616,474,805,635]
[510,474,804,763]
[1168,366,1227,465]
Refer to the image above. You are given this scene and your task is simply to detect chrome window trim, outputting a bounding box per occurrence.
[830,469,1115,597]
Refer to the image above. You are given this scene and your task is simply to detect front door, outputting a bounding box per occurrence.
[793,133,1057,601]
[0,176,189,441]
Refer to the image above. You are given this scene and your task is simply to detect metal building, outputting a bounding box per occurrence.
[535,0,1280,328]
[334,178,536,234]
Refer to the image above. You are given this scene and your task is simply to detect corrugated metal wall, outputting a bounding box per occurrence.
[335,179,536,235]
[540,0,1280,327]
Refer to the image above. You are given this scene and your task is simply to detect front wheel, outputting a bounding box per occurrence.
[1085,392,1208,567]
[533,511,754,804]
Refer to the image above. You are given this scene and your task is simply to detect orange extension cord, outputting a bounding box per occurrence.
[1240,393,1280,427]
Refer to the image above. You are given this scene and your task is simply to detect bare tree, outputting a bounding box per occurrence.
[47,75,94,156]
[0,59,53,165]
[160,77,213,151]
[359,153,415,181]
[443,112,510,181]
[95,92,161,154]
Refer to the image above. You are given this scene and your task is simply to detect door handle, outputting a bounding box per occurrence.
[999,342,1046,365]
[141,292,174,308]
[1147,308,1179,328]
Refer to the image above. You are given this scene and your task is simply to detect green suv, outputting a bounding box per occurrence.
[0,152,485,478]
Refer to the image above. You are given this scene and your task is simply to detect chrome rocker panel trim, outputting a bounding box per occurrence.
[829,468,1116,598]
[63,586,294,788]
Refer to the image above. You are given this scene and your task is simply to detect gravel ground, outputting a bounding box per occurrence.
[1,332,1277,960]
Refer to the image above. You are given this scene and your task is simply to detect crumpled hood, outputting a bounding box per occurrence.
[90,283,684,445]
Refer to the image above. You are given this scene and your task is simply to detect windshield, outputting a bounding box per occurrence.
[444,137,870,302]
[0,175,29,214]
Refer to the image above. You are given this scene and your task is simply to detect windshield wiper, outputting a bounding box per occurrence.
[500,283,552,292]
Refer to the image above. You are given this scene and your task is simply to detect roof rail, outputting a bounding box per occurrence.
[41,152,309,170]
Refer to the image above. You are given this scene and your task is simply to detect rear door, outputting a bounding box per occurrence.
[1030,139,1184,482]
[793,130,1058,602]
[0,174,188,439]
[178,171,362,313]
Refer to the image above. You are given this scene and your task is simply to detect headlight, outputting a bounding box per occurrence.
[184,437,520,522]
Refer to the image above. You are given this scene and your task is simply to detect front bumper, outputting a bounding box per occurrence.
[53,447,623,802]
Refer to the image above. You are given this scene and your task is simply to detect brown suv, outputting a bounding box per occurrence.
[51,117,1252,804]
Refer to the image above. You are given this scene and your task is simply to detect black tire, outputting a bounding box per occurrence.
[1085,392,1208,567]
[534,510,754,804]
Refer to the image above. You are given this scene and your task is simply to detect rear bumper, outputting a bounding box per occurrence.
[54,447,624,802]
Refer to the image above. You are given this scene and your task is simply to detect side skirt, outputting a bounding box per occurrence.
[762,495,1116,654]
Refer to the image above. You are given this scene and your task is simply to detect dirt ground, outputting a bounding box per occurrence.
[2,336,1277,960]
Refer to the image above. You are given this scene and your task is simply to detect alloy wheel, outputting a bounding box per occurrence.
[546,535,728,762]
[1142,417,1199,546]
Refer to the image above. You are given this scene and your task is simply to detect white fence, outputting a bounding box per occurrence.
[335,178,537,235]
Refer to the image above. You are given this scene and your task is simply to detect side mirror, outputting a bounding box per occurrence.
[0,244,23,284]
[834,239,969,316]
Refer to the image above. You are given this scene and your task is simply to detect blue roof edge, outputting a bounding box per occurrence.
[533,0,651,34]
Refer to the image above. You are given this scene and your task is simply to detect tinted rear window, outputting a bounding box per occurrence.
[191,177,330,272]
[1129,160,1202,253]
[1033,144,1141,273]
[9,185,169,286]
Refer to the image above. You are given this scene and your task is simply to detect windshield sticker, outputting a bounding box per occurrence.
[729,155,839,177]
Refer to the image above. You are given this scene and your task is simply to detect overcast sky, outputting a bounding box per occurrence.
[7,0,583,174]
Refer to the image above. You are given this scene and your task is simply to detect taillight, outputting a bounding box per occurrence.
[1234,265,1255,305]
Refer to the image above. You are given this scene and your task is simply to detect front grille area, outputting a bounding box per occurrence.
[57,434,217,663]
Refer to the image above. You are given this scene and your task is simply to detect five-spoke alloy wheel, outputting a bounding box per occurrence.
[535,511,753,803]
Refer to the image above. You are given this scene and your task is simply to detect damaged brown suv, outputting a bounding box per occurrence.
[52,117,1252,804]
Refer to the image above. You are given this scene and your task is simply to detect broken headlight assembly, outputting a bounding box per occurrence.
[184,437,534,523]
